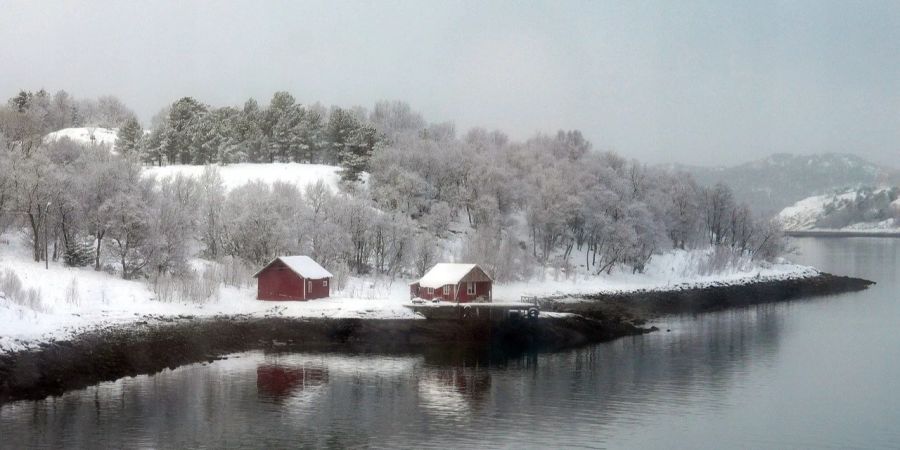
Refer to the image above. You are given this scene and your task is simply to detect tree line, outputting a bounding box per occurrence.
[0,91,789,293]
[120,92,380,183]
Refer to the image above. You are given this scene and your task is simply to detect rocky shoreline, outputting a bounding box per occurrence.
[541,272,875,322]
[0,272,874,404]
[785,230,900,238]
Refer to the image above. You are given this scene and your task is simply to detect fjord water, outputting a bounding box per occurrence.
[2,238,898,449]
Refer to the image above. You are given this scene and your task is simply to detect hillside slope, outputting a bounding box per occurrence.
[44,127,118,150]
[668,153,895,218]
[776,187,900,231]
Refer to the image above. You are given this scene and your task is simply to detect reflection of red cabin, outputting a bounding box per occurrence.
[253,256,333,301]
[410,263,492,303]
[256,365,329,399]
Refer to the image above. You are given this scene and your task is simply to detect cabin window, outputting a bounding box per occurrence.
[428,287,434,295]
[443,285,451,295]
[308,281,312,292]
[467,282,475,295]
[323,279,328,287]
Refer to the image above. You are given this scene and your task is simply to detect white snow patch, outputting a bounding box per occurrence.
[44,127,118,150]
[143,163,347,192]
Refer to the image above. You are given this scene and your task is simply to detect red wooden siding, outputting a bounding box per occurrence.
[256,259,331,301]
[411,281,491,303]
[456,281,491,302]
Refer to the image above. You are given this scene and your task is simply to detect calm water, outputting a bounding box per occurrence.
[2,238,899,449]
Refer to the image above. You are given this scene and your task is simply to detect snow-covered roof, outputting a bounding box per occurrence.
[254,256,333,279]
[415,263,491,289]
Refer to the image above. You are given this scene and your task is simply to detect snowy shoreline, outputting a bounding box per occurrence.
[0,257,821,356]
[785,229,900,238]
[0,271,875,404]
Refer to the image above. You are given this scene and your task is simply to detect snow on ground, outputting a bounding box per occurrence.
[494,248,818,300]
[44,127,118,150]
[842,218,898,231]
[143,163,346,192]
[0,234,414,355]
[0,234,816,355]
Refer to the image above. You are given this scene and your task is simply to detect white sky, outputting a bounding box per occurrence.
[1,0,899,166]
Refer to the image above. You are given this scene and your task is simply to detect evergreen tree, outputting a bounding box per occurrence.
[140,127,165,166]
[161,97,207,164]
[327,108,378,182]
[63,238,93,267]
[116,117,144,156]
[237,99,263,163]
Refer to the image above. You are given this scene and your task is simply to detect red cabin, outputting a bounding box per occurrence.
[410,263,493,303]
[253,256,333,301]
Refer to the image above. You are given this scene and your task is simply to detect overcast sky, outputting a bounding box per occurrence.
[2,0,899,166]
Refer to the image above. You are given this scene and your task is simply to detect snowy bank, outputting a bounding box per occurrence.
[494,249,819,300]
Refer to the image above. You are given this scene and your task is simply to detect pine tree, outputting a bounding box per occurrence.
[116,117,144,156]
[140,127,165,166]
[161,97,207,164]
[63,238,93,267]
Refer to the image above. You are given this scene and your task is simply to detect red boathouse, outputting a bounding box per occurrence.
[410,263,493,303]
[253,256,333,301]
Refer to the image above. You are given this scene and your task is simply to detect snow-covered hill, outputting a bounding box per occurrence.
[44,127,119,150]
[668,153,895,218]
[143,163,347,192]
[777,187,900,231]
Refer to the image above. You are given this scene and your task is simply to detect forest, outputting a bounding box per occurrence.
[0,89,789,299]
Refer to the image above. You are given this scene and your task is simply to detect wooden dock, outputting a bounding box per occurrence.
[404,301,540,320]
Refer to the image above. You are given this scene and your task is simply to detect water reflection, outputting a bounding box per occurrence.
[256,364,328,401]
[0,309,786,449]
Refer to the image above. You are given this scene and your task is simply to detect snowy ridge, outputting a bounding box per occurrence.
[44,127,119,150]
[143,163,345,192]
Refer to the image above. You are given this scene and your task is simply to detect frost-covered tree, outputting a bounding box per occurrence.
[161,97,208,164]
[197,166,226,258]
[149,174,199,275]
[104,181,155,279]
[116,117,143,157]
[221,181,295,265]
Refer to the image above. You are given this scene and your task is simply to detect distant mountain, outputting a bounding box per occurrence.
[665,153,897,218]
[776,187,900,231]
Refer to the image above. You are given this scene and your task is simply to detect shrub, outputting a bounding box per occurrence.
[0,269,45,313]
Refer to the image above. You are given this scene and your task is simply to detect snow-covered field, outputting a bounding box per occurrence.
[0,232,818,355]
[143,163,346,192]
[42,127,349,193]
[44,127,118,150]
